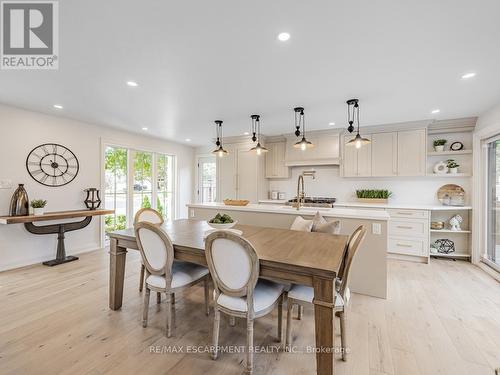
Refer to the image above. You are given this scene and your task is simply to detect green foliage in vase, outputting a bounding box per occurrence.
[356,189,393,199]
[433,139,447,147]
[446,159,460,168]
[30,199,47,208]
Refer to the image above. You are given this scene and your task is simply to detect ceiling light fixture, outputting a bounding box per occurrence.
[431,109,440,114]
[53,104,63,109]
[346,99,370,149]
[461,72,476,79]
[293,107,314,151]
[212,120,228,158]
[142,127,148,131]
[127,81,139,87]
[243,132,250,136]
[249,115,268,156]
[277,32,290,41]
[329,122,336,126]
[185,138,191,142]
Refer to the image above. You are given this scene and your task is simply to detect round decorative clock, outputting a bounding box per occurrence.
[26,143,79,187]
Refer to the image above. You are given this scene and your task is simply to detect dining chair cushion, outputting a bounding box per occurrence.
[211,237,253,290]
[146,262,209,289]
[290,216,313,232]
[216,279,284,313]
[313,220,341,235]
[287,284,344,308]
[137,227,168,270]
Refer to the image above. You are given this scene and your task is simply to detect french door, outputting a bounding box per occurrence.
[197,156,216,203]
[486,137,500,268]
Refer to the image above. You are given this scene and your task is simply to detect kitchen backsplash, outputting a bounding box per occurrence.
[268,166,472,205]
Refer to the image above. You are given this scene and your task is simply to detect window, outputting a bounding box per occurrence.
[486,138,500,267]
[197,156,216,203]
[103,145,176,235]
[104,146,128,233]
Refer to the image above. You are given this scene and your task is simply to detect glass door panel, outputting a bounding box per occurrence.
[198,156,216,203]
[487,139,500,266]
[157,154,174,221]
[104,146,128,234]
[132,151,153,217]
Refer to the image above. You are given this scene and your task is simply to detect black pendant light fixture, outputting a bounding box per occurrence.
[346,99,370,149]
[249,115,268,155]
[292,107,314,150]
[212,120,228,157]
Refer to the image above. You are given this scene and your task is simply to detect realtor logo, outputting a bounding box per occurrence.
[1,1,58,69]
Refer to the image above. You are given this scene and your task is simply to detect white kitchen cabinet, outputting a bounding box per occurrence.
[217,142,266,203]
[265,142,290,178]
[371,132,397,176]
[397,129,426,176]
[285,133,340,166]
[341,135,372,176]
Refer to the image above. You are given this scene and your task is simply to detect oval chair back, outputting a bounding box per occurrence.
[205,231,259,312]
[134,222,174,287]
[134,208,164,225]
[338,225,367,301]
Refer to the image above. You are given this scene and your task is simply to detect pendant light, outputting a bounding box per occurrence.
[346,99,370,149]
[292,107,314,151]
[211,120,228,157]
[249,115,268,155]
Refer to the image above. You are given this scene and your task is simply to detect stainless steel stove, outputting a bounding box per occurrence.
[286,197,336,208]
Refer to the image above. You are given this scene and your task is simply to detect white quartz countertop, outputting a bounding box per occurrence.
[333,201,472,210]
[187,202,390,221]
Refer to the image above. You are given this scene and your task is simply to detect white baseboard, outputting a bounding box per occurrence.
[0,243,102,272]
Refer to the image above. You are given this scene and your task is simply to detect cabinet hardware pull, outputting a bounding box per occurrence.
[396,243,412,247]
[396,225,413,229]
[396,212,412,215]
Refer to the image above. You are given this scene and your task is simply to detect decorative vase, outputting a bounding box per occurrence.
[449,167,458,174]
[434,145,445,152]
[33,207,45,216]
[9,184,29,216]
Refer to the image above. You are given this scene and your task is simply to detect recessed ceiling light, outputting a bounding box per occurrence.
[53,104,63,109]
[431,109,440,114]
[141,127,148,131]
[277,32,290,41]
[243,132,250,135]
[185,138,191,142]
[461,72,476,79]
[127,81,139,87]
[329,122,336,126]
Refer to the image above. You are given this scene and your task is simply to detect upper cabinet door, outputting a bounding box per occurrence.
[357,134,372,176]
[237,148,259,202]
[397,129,426,176]
[217,145,237,201]
[371,132,397,176]
[342,135,358,177]
[265,142,290,178]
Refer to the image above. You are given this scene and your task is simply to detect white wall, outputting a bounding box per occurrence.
[476,103,500,132]
[268,166,472,205]
[0,104,195,271]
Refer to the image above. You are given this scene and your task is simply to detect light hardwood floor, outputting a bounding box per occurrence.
[1,249,499,375]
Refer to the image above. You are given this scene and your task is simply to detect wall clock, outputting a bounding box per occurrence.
[26,143,79,187]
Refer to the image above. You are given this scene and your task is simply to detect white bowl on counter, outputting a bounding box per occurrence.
[206,221,238,230]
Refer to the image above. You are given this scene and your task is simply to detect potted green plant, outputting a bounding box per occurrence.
[433,139,447,152]
[446,159,460,174]
[356,189,393,204]
[30,199,47,215]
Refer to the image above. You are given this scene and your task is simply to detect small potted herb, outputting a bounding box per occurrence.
[446,159,460,174]
[30,199,47,215]
[433,139,447,152]
[356,189,393,204]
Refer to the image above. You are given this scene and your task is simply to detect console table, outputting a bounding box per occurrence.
[0,209,114,266]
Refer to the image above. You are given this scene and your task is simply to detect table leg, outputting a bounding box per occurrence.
[109,238,127,310]
[313,276,336,375]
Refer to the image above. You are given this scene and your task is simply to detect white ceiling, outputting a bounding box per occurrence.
[1,0,500,146]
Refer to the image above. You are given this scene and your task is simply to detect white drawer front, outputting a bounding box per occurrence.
[388,237,426,256]
[389,219,427,237]
[388,209,429,219]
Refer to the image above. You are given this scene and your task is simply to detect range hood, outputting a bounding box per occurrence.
[284,133,340,166]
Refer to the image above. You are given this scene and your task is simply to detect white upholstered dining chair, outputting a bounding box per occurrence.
[135,221,210,337]
[134,208,164,293]
[205,231,285,375]
[285,225,366,361]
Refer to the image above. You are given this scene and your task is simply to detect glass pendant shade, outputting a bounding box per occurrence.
[346,133,371,149]
[293,137,314,150]
[249,115,268,155]
[212,120,228,157]
[250,142,268,155]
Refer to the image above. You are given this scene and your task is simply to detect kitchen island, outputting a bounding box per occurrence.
[187,202,389,299]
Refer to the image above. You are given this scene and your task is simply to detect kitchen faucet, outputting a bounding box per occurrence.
[295,174,305,210]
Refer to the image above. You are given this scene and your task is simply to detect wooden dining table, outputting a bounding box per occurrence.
[108,219,348,375]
